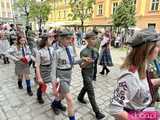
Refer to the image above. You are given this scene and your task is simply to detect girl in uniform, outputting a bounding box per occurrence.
[7,32,33,96]
[35,33,54,104]
[109,29,160,120]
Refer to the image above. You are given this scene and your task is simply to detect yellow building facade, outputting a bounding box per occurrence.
[47,0,81,27]
[48,0,160,32]
[0,0,14,23]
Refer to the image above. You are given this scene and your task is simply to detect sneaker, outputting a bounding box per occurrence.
[77,97,87,104]
[37,97,44,104]
[51,103,60,115]
[96,112,105,119]
[58,102,66,111]
[18,80,23,89]
[27,88,33,96]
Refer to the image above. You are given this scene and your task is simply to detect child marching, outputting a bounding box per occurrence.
[6,32,33,96]
[35,33,54,104]
[51,31,90,120]
[77,32,105,119]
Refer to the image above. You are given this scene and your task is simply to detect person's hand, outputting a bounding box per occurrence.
[82,57,93,64]
[52,80,60,97]
[38,78,44,84]
[20,57,29,64]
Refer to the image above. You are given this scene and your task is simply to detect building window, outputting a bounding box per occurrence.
[64,0,67,4]
[2,12,6,17]
[148,23,156,32]
[97,4,103,15]
[1,2,5,8]
[112,2,118,14]
[64,10,66,18]
[59,11,61,18]
[6,2,10,8]
[151,0,159,11]
[8,12,12,18]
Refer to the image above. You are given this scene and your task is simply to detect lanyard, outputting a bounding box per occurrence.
[48,48,52,64]
[65,47,73,65]
[22,47,25,57]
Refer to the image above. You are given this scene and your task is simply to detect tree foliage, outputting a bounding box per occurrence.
[14,0,52,26]
[112,0,136,29]
[29,0,52,24]
[68,0,95,32]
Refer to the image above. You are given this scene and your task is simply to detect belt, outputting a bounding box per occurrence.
[57,68,72,71]
[40,64,51,67]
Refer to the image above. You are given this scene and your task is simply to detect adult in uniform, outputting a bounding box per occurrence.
[51,31,90,120]
[109,29,160,120]
[77,32,105,119]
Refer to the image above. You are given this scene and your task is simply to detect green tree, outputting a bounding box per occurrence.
[29,0,52,34]
[68,0,95,33]
[14,0,31,26]
[112,0,136,32]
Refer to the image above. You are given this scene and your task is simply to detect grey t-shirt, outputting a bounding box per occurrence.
[109,70,152,116]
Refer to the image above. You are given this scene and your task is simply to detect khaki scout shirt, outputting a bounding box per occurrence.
[35,47,53,66]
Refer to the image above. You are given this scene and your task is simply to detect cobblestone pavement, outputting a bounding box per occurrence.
[0,47,126,120]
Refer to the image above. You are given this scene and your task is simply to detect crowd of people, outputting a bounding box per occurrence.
[1,22,160,120]
[0,23,116,120]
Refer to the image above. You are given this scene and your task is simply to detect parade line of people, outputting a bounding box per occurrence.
[1,23,160,120]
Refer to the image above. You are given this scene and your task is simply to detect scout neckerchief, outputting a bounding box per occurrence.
[22,46,25,57]
[48,47,52,64]
[65,47,73,65]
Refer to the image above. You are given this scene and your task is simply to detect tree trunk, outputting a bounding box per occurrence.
[81,20,84,34]
[39,17,42,36]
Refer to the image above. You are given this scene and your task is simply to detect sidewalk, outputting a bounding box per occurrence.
[0,47,126,120]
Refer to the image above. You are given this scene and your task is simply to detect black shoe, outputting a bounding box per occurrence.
[27,87,33,96]
[96,112,105,119]
[58,102,66,111]
[51,103,60,115]
[77,97,87,104]
[37,88,44,104]
[93,77,96,81]
[106,69,110,75]
[37,97,44,104]
[18,80,23,89]
[3,59,7,64]
[99,71,104,75]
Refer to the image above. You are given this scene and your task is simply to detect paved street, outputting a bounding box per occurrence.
[0,47,127,120]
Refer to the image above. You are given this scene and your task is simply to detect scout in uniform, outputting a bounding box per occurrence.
[51,31,90,120]
[77,32,105,119]
[109,29,160,120]
[6,32,33,96]
[35,33,54,104]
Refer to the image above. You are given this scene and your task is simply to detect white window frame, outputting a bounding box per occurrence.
[112,2,118,14]
[97,4,103,16]
[151,0,159,11]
